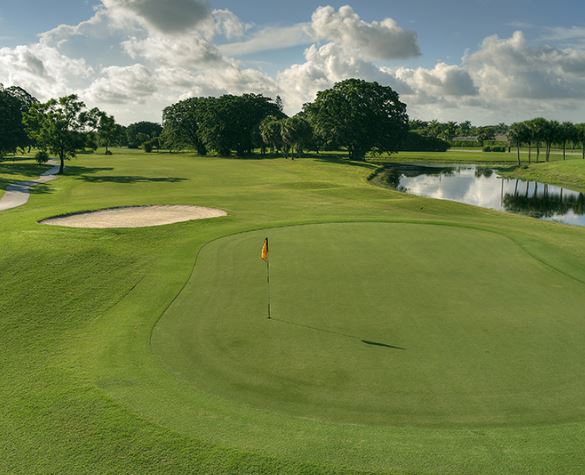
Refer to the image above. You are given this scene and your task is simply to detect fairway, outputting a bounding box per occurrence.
[154,222,585,427]
[4,151,585,473]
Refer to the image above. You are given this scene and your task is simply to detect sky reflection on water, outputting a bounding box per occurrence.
[379,164,585,227]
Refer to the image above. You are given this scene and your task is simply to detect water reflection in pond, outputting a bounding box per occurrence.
[376,164,585,227]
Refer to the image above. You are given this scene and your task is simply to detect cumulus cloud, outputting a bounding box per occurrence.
[212,9,248,40]
[84,64,157,104]
[310,5,420,60]
[101,0,210,33]
[220,23,311,56]
[278,42,412,113]
[464,31,585,100]
[274,6,420,113]
[39,9,109,47]
[122,34,223,66]
[4,2,585,125]
[0,43,93,100]
[396,62,478,97]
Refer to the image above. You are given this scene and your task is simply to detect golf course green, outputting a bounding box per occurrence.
[3,150,585,473]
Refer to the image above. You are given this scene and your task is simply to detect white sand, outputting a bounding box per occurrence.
[40,205,227,228]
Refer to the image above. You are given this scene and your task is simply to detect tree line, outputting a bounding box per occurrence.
[4,78,585,175]
[410,120,509,145]
[160,79,409,161]
[0,79,411,172]
[508,119,585,164]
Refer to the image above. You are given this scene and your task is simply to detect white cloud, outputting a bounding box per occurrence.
[396,62,478,97]
[4,3,585,125]
[310,5,420,60]
[101,0,210,33]
[220,23,311,56]
[212,9,249,40]
[84,64,157,105]
[39,9,109,47]
[0,43,93,100]
[542,26,585,44]
[464,31,585,100]
[277,42,412,113]
[122,33,223,66]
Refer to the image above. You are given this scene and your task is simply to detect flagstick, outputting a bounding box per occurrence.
[266,257,272,319]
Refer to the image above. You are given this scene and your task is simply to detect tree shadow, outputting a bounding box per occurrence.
[56,165,185,184]
[271,317,405,351]
[78,175,187,184]
[311,154,381,170]
[0,179,52,195]
[0,162,53,177]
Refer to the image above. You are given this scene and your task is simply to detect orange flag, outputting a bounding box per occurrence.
[260,238,269,261]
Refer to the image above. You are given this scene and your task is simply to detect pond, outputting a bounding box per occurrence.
[375,164,585,227]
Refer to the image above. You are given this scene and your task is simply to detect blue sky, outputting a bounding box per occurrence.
[1,0,585,124]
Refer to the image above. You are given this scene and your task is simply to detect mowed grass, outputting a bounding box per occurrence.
[3,149,585,473]
[155,223,585,427]
[502,158,585,192]
[376,149,577,164]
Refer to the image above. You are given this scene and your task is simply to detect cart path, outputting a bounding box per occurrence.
[0,161,59,212]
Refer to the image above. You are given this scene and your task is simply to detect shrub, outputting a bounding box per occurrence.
[451,140,482,148]
[35,150,50,164]
[143,141,153,153]
[105,150,113,156]
[401,132,450,152]
[483,145,506,153]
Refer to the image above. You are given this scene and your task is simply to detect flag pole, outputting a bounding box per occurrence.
[266,256,272,319]
[261,237,271,319]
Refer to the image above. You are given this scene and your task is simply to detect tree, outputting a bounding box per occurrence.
[0,88,22,157]
[528,118,548,162]
[0,84,38,156]
[559,121,577,161]
[126,121,162,149]
[509,122,528,165]
[441,121,458,142]
[197,94,282,156]
[477,126,496,147]
[458,121,472,137]
[259,116,284,154]
[543,120,560,162]
[162,98,207,155]
[576,124,585,160]
[23,95,90,174]
[304,79,408,161]
[84,108,118,154]
[281,116,313,159]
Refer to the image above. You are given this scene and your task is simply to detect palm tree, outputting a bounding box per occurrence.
[259,116,284,155]
[529,118,548,162]
[524,120,536,163]
[576,124,585,160]
[544,120,560,162]
[281,116,313,159]
[509,122,527,166]
[560,121,577,160]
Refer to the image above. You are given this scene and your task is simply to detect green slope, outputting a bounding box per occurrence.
[2,150,585,473]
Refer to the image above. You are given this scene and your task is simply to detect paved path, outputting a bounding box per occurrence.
[0,161,59,212]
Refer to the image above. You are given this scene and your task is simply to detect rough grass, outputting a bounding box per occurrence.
[502,158,585,192]
[2,149,585,473]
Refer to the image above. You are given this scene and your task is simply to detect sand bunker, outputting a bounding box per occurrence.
[40,205,227,228]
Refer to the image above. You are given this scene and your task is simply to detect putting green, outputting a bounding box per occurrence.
[153,222,585,427]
